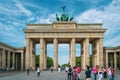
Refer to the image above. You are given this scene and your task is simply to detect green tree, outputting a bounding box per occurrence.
[90,55,92,67]
[36,55,39,67]
[76,56,81,66]
[47,56,53,68]
[62,63,70,67]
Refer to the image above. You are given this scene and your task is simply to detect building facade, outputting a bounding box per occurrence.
[0,42,25,71]
[24,21,106,70]
[0,21,120,71]
[104,46,120,69]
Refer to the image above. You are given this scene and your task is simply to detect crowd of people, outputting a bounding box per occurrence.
[65,65,115,80]
[26,65,115,80]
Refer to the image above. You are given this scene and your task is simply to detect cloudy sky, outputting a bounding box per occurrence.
[0,0,120,65]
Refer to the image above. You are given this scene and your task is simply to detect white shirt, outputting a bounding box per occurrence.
[108,68,112,75]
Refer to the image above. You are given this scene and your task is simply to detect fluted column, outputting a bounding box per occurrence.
[25,38,30,69]
[53,38,58,70]
[12,52,15,69]
[96,39,100,65]
[106,52,108,68]
[70,38,76,67]
[114,52,117,69]
[81,38,89,70]
[21,52,23,70]
[0,50,2,67]
[44,42,47,69]
[7,51,10,68]
[2,49,6,68]
[30,39,33,68]
[40,38,44,70]
[99,38,103,67]
[119,52,120,69]
[69,43,72,66]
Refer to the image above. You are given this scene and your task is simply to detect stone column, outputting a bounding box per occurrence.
[81,38,89,70]
[25,38,30,70]
[7,51,10,68]
[30,39,33,68]
[21,52,23,70]
[44,42,47,70]
[70,38,76,67]
[0,50,2,67]
[2,49,6,68]
[15,54,18,70]
[99,38,104,67]
[12,52,15,69]
[119,52,120,69]
[53,38,58,70]
[114,52,117,69]
[40,38,44,70]
[69,42,72,66]
[96,39,100,65]
[106,52,108,68]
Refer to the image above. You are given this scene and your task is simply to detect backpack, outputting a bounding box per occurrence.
[69,67,72,72]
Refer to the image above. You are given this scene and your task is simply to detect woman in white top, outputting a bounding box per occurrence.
[108,66,112,80]
[37,67,40,76]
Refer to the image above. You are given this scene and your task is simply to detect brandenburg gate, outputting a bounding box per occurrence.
[24,21,106,70]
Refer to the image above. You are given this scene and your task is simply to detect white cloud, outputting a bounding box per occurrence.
[38,13,56,24]
[75,0,120,47]
[13,0,32,16]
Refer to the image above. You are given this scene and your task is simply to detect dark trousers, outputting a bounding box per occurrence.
[68,73,71,80]
[37,72,40,76]
[94,73,97,80]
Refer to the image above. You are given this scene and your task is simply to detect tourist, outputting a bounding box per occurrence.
[103,68,107,80]
[92,65,98,80]
[51,66,53,73]
[76,66,81,80]
[65,66,69,72]
[108,66,112,80]
[27,67,30,75]
[97,68,103,80]
[58,67,61,72]
[111,68,115,80]
[84,66,92,80]
[68,66,72,80]
[72,67,77,80]
[37,67,41,76]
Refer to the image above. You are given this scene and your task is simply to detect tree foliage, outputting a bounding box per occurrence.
[76,56,81,66]
[47,56,53,68]
[36,55,39,67]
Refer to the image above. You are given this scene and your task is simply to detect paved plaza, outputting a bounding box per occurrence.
[0,70,120,80]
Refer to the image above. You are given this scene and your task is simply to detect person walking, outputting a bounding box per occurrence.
[76,66,81,80]
[111,68,115,80]
[92,65,98,80]
[27,67,30,75]
[108,66,112,80]
[51,66,53,73]
[103,68,107,80]
[85,66,92,80]
[37,67,41,76]
[68,66,72,80]
[72,67,77,80]
[97,69,103,80]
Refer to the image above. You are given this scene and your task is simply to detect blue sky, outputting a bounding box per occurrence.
[0,0,120,65]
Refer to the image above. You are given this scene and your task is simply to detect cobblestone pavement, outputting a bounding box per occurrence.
[0,70,120,80]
